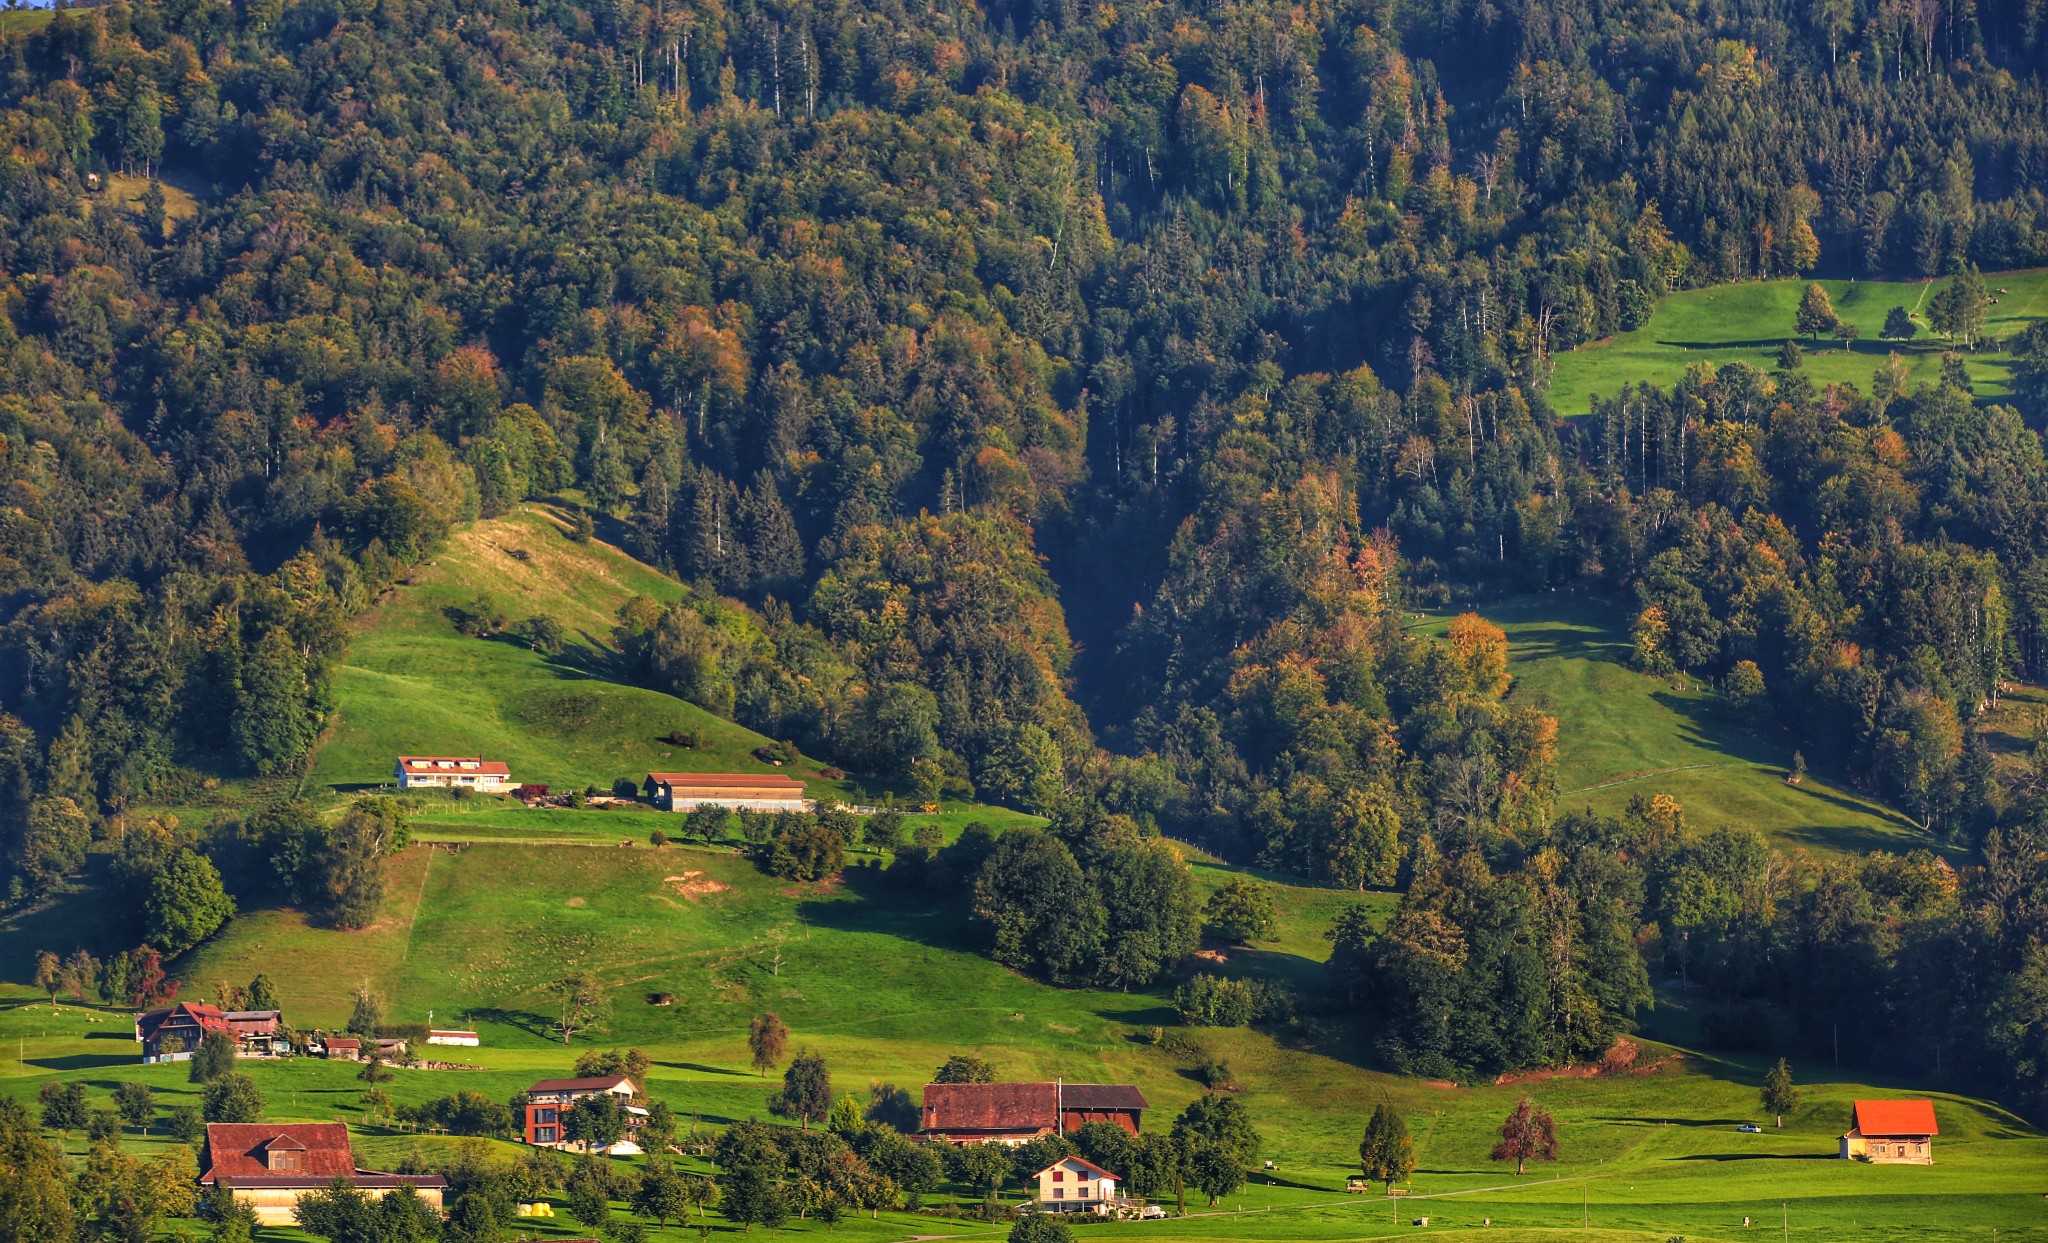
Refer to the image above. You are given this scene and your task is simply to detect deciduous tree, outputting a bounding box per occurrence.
[1490,1099,1558,1175]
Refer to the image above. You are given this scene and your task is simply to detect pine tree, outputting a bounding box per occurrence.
[232,629,321,775]
[738,472,804,597]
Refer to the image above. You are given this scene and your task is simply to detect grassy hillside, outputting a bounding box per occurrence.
[4,835,2043,1240]
[1415,596,1930,855]
[305,506,862,806]
[1547,269,2048,417]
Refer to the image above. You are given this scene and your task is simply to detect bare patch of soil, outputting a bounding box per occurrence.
[665,871,730,899]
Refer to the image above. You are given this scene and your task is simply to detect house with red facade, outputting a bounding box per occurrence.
[522,1075,641,1151]
[920,1082,1148,1144]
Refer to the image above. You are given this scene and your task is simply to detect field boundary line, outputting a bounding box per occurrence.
[1564,762,1738,794]
[397,845,436,967]
[889,1175,1601,1242]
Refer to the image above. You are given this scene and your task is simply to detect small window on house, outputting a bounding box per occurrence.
[1051,1170,1064,1181]
[535,1126,556,1143]
[1052,1188,1064,1199]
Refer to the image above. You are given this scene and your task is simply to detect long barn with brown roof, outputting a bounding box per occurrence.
[645,771,810,811]
[199,1122,446,1224]
[920,1081,1148,1144]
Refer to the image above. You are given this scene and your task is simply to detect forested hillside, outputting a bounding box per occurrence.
[6,0,2048,1119]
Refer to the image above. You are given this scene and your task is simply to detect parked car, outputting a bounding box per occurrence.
[1139,1205,1168,1219]
[1737,1123,1763,1133]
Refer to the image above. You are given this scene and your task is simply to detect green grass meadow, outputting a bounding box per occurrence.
[1547,269,2048,417]
[1414,594,1932,855]
[304,506,873,809]
[3,832,2044,1240]
[5,509,2043,1240]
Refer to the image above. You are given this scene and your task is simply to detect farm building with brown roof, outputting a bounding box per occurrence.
[644,771,810,811]
[920,1082,1148,1144]
[199,1122,446,1224]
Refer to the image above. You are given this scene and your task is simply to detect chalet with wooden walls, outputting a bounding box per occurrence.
[644,771,810,812]
[1840,1100,1938,1164]
[137,1003,284,1063]
[1035,1155,1126,1213]
[920,1082,1148,1144]
[136,1003,229,1062]
[523,1075,641,1151]
[395,755,513,791]
[199,1122,446,1225]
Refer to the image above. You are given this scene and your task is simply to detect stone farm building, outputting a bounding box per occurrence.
[920,1082,1148,1144]
[644,771,810,811]
[426,1029,480,1046]
[199,1122,445,1225]
[523,1075,643,1152]
[395,755,513,791]
[1841,1099,1938,1163]
[135,1004,285,1063]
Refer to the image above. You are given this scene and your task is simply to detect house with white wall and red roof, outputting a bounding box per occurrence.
[395,755,513,790]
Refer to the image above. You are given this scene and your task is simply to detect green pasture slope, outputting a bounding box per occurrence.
[3,833,2045,1240]
[306,505,860,808]
[295,502,1042,849]
[1416,595,1931,855]
[1547,268,2048,417]
[304,503,763,798]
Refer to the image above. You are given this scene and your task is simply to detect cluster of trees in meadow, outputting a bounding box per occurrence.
[1328,791,2048,1119]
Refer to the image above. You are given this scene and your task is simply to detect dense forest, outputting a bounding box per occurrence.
[5,0,2048,1110]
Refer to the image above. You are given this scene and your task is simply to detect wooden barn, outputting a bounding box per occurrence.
[920,1081,1148,1144]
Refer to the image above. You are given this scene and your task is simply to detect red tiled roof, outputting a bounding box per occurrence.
[1853,1100,1938,1137]
[648,772,806,789]
[1041,1155,1120,1181]
[218,1173,448,1190]
[200,1123,355,1183]
[924,1082,1057,1132]
[920,1082,1149,1132]
[400,756,511,776]
[140,1003,231,1041]
[325,1038,361,1050]
[528,1075,636,1094]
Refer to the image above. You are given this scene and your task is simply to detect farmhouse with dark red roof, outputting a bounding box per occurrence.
[920,1081,1147,1144]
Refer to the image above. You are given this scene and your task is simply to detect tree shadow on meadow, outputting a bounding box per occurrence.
[460,1006,553,1041]
[26,1052,136,1072]
[1675,1152,1836,1162]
